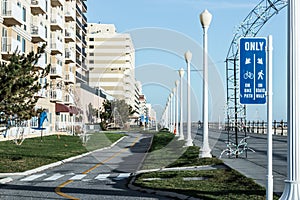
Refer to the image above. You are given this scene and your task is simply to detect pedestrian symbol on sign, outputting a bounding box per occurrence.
[258,70,264,80]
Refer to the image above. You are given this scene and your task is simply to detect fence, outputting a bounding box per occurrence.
[223,120,288,136]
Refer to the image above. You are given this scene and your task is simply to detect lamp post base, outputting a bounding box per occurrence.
[280,180,300,200]
[178,135,184,141]
[185,139,193,147]
[200,147,212,158]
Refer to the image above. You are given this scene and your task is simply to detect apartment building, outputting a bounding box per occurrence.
[87,23,140,116]
[0,0,88,134]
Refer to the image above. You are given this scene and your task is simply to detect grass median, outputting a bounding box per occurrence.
[0,131,126,173]
[135,131,279,200]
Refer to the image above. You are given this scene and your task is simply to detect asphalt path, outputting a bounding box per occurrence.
[0,132,172,200]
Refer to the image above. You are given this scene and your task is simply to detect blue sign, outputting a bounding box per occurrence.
[240,37,267,104]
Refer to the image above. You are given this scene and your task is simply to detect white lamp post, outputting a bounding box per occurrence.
[280,1,300,199]
[200,9,212,158]
[165,102,169,129]
[185,50,193,146]
[175,80,179,136]
[169,94,173,133]
[178,68,185,140]
[172,88,176,134]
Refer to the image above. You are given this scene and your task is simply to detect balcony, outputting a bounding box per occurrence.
[82,14,87,23]
[65,4,76,22]
[50,89,63,102]
[64,94,74,105]
[65,48,75,64]
[65,27,75,43]
[82,25,87,34]
[50,0,63,7]
[50,37,63,55]
[31,23,46,43]
[82,1,87,13]
[34,88,47,98]
[50,65,63,78]
[75,4,81,16]
[65,72,75,84]
[82,37,87,47]
[34,53,47,70]
[2,2,23,26]
[76,18,82,30]
[50,11,63,31]
[76,58,81,67]
[1,37,21,60]
[76,30,81,41]
[82,48,86,58]
[75,44,81,53]
[30,0,46,15]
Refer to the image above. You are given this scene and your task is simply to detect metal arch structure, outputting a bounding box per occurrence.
[225,0,287,138]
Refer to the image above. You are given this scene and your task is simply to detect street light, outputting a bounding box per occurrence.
[178,68,185,140]
[185,50,193,146]
[280,1,300,199]
[169,94,173,132]
[172,87,176,135]
[199,9,212,158]
[175,80,179,137]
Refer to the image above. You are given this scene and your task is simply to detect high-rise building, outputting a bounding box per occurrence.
[0,0,88,134]
[87,23,139,115]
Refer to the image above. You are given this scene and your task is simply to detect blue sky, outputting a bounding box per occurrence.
[86,0,287,122]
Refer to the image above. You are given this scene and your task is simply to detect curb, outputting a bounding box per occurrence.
[128,175,200,200]
[0,136,126,184]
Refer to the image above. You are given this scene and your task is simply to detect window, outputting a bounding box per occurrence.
[89,52,94,56]
[89,45,94,49]
[45,53,47,64]
[22,7,26,21]
[89,38,94,41]
[22,38,26,53]
[17,35,21,42]
[45,26,47,38]
[89,60,94,64]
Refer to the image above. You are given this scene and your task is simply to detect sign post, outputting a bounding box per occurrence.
[239,36,273,200]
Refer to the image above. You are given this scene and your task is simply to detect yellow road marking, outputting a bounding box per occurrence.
[55,135,140,199]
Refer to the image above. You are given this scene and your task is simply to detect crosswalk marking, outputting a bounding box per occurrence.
[70,174,87,180]
[44,173,64,181]
[20,173,46,182]
[95,173,110,180]
[19,172,131,182]
[113,173,131,180]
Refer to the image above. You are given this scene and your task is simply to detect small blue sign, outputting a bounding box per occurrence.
[240,37,267,104]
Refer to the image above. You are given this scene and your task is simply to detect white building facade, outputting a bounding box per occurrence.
[87,23,139,114]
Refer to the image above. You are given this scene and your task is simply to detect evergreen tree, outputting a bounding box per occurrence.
[0,44,50,123]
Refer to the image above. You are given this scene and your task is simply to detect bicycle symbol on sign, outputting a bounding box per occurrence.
[243,71,254,79]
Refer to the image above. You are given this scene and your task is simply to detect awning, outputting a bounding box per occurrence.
[55,103,70,113]
[69,106,80,115]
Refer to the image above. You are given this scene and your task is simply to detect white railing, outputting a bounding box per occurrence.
[2,1,22,22]
[1,37,21,53]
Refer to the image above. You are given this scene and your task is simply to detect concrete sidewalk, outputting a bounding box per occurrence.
[204,129,287,196]
[220,156,286,196]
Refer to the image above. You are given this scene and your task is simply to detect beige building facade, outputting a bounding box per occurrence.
[87,23,140,116]
[0,0,90,135]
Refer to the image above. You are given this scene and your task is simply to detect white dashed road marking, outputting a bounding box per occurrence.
[20,174,47,182]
